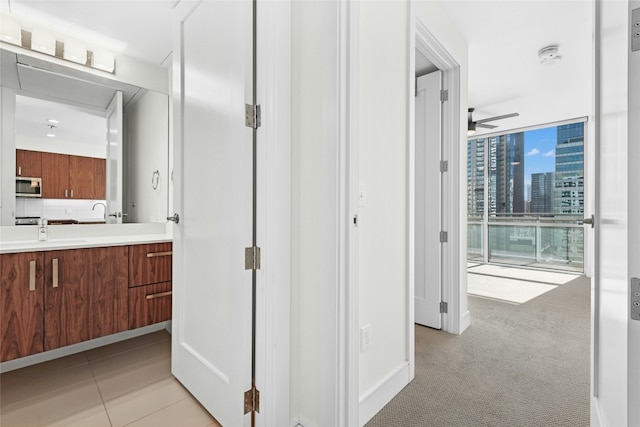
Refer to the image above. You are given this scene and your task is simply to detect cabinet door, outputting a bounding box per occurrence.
[0,252,44,362]
[129,281,172,329]
[129,243,173,287]
[44,250,90,350]
[41,152,69,199]
[94,158,106,200]
[16,149,42,178]
[68,155,97,199]
[89,246,128,339]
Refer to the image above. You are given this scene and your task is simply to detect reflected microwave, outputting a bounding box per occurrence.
[16,177,42,198]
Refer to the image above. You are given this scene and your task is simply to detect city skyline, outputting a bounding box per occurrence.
[523,127,557,201]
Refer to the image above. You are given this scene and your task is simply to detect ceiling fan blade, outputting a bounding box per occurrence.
[475,112,519,124]
[477,123,498,129]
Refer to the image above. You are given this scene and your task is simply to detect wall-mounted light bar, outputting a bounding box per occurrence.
[0,14,115,74]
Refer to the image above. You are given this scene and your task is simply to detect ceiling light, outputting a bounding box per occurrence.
[31,28,56,56]
[538,45,561,66]
[47,119,60,124]
[0,15,22,46]
[64,39,87,64]
[45,133,56,138]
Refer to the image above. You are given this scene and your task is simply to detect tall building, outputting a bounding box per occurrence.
[467,138,485,217]
[554,123,584,215]
[530,172,555,214]
[489,133,524,215]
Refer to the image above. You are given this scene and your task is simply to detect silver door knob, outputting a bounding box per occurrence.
[581,214,595,228]
[167,213,180,224]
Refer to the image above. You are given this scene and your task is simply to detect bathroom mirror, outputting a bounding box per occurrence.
[0,46,171,226]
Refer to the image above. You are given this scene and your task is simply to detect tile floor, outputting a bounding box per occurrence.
[0,331,221,427]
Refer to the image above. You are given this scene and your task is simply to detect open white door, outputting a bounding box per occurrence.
[105,91,123,223]
[415,70,442,329]
[172,1,254,426]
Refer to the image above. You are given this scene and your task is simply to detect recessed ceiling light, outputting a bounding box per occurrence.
[45,133,56,138]
[47,119,60,124]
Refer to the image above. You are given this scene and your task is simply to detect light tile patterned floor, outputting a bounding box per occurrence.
[0,331,221,427]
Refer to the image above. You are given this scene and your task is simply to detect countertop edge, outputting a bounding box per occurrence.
[0,234,172,254]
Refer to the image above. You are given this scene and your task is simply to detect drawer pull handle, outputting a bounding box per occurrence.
[146,291,172,300]
[29,260,36,291]
[146,251,172,258]
[52,258,59,288]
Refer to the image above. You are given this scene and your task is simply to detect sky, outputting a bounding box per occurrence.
[523,126,557,200]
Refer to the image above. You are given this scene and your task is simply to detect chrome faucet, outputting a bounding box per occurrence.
[92,202,107,220]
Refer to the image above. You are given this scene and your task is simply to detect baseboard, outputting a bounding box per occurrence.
[461,310,471,333]
[359,362,411,426]
[0,322,169,373]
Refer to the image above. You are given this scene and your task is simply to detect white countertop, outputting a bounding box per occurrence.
[0,223,172,254]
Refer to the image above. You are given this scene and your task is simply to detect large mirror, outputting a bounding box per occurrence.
[0,46,171,226]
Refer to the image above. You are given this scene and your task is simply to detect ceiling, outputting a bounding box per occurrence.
[439,0,593,135]
[1,0,177,67]
[2,0,593,138]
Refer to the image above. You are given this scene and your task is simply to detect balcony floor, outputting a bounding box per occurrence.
[467,262,583,304]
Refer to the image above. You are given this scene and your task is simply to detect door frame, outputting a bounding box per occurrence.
[171,1,291,425]
[409,5,467,347]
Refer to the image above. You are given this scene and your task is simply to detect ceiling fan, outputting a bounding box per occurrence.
[468,108,519,136]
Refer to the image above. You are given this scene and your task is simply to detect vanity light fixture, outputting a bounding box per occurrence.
[91,49,115,73]
[63,39,87,65]
[0,15,22,46]
[31,28,56,56]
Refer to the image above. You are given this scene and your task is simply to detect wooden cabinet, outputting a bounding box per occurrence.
[1,242,171,361]
[128,243,172,329]
[41,152,70,199]
[0,252,45,362]
[43,247,129,350]
[40,152,106,200]
[16,149,42,178]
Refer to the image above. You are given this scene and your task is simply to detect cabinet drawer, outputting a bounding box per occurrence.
[129,282,172,329]
[129,243,172,287]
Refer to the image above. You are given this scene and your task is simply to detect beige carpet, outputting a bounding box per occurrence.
[366,275,590,427]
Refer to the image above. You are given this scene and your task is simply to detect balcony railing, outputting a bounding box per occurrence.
[468,213,584,272]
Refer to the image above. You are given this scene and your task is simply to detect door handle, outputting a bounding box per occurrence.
[581,214,595,228]
[52,258,59,288]
[167,213,180,224]
[29,260,36,291]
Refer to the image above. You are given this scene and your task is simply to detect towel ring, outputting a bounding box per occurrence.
[152,170,160,190]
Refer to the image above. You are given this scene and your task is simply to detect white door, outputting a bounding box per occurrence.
[105,91,123,223]
[415,71,442,329]
[171,1,254,426]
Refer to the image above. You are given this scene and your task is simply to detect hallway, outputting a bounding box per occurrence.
[367,272,590,426]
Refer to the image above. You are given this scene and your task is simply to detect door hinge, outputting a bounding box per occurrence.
[245,104,261,129]
[440,160,448,172]
[440,301,448,314]
[245,246,261,270]
[440,89,448,102]
[440,231,448,243]
[244,386,260,414]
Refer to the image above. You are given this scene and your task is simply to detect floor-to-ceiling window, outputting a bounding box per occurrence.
[467,120,585,272]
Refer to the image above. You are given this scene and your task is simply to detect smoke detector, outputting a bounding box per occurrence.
[538,45,561,66]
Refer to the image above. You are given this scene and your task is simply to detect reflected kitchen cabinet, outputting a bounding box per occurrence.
[40,151,106,200]
[16,149,42,178]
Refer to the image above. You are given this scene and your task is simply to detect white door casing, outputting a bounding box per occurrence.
[415,70,442,329]
[171,1,253,426]
[106,90,123,223]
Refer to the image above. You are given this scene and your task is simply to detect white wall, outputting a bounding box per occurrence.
[291,2,342,426]
[358,0,409,400]
[0,86,16,225]
[123,90,169,223]
[592,0,639,425]
[15,135,106,158]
